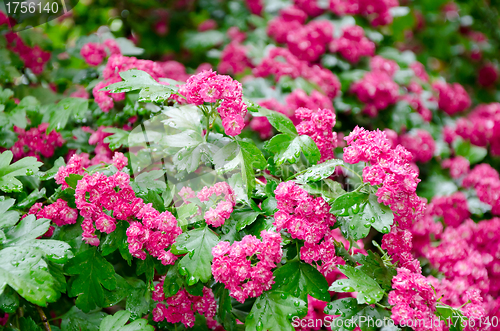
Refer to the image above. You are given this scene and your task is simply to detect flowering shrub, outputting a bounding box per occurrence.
[1,0,500,330]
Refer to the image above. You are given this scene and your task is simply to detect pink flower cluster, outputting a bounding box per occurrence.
[274,181,336,243]
[295,107,337,162]
[80,43,106,66]
[432,81,471,116]
[351,71,399,117]
[254,48,340,99]
[399,129,436,163]
[286,20,333,62]
[5,32,50,75]
[178,69,247,136]
[218,42,252,75]
[268,6,307,44]
[196,182,236,227]
[301,229,365,279]
[286,90,333,119]
[152,283,217,328]
[55,152,128,189]
[127,203,182,265]
[478,63,498,87]
[211,230,282,303]
[401,82,432,122]
[388,267,441,331]
[75,171,140,245]
[462,164,500,215]
[429,192,470,227]
[294,0,325,17]
[24,199,78,237]
[343,127,425,271]
[426,219,499,297]
[329,0,399,26]
[455,103,500,155]
[442,156,470,179]
[11,123,64,161]
[424,218,500,326]
[370,55,399,76]
[329,26,375,63]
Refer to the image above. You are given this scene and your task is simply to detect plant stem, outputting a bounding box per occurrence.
[36,306,51,331]
[375,302,390,309]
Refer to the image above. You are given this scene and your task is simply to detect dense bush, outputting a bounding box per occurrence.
[1,0,500,330]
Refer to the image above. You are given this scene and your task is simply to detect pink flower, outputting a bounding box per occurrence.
[11,123,64,161]
[211,230,282,302]
[329,25,375,63]
[80,42,107,66]
[295,107,337,162]
[432,81,471,115]
[351,71,399,117]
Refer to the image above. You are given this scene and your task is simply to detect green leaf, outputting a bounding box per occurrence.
[60,306,107,331]
[16,188,46,209]
[353,251,397,291]
[102,274,132,309]
[0,151,43,193]
[163,260,183,298]
[176,203,199,227]
[47,261,67,294]
[65,248,117,312]
[295,159,344,184]
[27,240,74,263]
[3,215,50,246]
[100,310,154,331]
[65,174,83,190]
[272,261,330,302]
[0,198,20,229]
[101,70,173,103]
[133,170,166,191]
[163,130,204,148]
[215,286,237,331]
[103,128,130,150]
[324,298,389,331]
[0,286,19,313]
[213,141,241,174]
[170,226,220,284]
[232,209,260,231]
[183,30,225,51]
[248,105,297,135]
[328,265,384,304]
[136,255,156,284]
[246,290,307,331]
[452,138,488,165]
[47,97,89,132]
[265,134,320,166]
[162,105,203,132]
[101,222,133,265]
[126,279,152,321]
[331,192,393,240]
[418,173,457,200]
[300,179,346,203]
[19,316,43,331]
[237,140,267,197]
[0,246,59,306]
